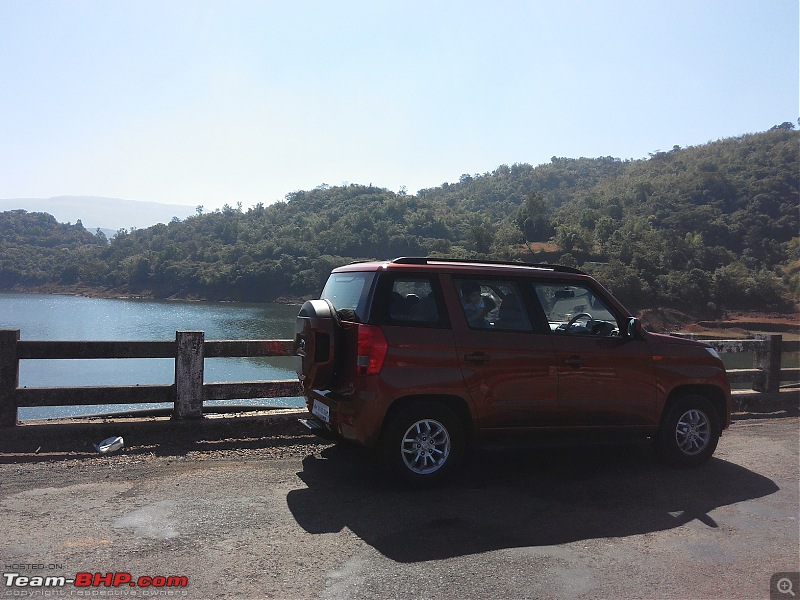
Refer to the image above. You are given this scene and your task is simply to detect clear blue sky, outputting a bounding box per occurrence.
[1,0,797,211]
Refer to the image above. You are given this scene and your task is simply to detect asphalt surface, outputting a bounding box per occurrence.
[1,415,798,600]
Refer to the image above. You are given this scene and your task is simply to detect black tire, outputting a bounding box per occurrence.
[656,394,721,467]
[381,402,465,485]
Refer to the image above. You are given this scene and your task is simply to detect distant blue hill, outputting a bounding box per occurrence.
[0,196,197,236]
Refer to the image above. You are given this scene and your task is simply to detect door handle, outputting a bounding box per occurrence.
[464,352,490,365]
[562,355,584,368]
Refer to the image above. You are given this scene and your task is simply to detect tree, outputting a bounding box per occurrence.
[515,192,553,243]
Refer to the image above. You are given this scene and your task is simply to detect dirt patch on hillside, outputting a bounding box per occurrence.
[638,308,694,333]
[697,310,800,334]
[639,307,799,336]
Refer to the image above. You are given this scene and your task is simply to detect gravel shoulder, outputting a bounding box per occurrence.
[0,409,332,467]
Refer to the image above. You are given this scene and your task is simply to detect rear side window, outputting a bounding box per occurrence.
[374,275,449,327]
[321,272,376,322]
[453,278,532,332]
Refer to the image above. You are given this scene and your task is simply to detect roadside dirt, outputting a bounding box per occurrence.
[0,409,334,466]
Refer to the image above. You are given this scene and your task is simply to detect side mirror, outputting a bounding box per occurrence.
[625,317,640,339]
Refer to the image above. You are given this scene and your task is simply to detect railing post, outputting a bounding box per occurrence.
[0,329,20,427]
[753,334,782,393]
[174,331,204,419]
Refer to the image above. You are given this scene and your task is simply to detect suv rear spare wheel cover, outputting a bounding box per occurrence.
[294,299,339,390]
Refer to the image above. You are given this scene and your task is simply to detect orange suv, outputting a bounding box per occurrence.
[294,257,731,484]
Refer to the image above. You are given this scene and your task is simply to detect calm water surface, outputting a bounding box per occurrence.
[0,292,305,420]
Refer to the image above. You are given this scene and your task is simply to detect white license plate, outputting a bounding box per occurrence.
[312,400,330,424]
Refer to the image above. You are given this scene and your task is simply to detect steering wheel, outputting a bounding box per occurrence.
[566,312,594,330]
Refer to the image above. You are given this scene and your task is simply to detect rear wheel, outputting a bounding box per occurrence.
[381,402,465,485]
[657,394,720,467]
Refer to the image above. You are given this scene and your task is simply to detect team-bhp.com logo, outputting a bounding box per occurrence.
[3,571,188,593]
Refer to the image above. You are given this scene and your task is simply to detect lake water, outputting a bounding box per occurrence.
[0,292,305,420]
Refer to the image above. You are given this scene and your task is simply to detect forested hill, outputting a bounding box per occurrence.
[1,125,797,314]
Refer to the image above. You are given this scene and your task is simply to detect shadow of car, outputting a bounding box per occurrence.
[287,439,778,563]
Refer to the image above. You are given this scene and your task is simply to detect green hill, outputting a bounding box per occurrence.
[1,125,797,314]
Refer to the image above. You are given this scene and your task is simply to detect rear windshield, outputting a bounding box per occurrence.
[321,272,376,321]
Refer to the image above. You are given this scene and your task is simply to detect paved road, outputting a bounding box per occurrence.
[1,417,798,599]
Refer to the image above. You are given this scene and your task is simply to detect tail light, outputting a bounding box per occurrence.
[356,324,388,376]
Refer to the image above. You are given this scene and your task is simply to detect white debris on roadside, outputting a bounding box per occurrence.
[94,436,125,454]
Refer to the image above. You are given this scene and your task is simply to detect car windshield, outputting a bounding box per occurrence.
[321,272,375,321]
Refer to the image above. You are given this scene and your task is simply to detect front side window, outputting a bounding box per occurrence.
[533,282,620,336]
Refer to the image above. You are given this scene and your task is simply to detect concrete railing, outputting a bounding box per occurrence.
[669,333,799,414]
[673,334,799,393]
[0,329,301,427]
[0,330,797,427]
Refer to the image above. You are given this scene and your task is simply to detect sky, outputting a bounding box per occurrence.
[1,0,798,212]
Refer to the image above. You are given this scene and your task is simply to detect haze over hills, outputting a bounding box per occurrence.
[0,196,197,236]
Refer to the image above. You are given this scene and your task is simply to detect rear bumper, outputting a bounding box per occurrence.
[298,416,341,441]
[303,387,386,448]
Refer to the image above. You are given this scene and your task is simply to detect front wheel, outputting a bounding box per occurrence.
[381,403,465,485]
[657,394,721,467]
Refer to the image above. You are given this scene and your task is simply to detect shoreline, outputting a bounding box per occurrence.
[3,283,306,305]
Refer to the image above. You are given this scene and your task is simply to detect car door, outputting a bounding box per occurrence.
[445,275,559,429]
[532,281,657,427]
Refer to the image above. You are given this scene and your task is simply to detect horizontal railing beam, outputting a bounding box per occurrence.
[702,339,769,353]
[17,341,176,359]
[204,340,294,358]
[16,380,306,407]
[17,385,175,407]
[204,380,303,401]
[677,337,798,354]
[726,368,762,384]
[779,367,800,382]
[720,368,797,386]
[782,340,800,353]
[16,339,296,360]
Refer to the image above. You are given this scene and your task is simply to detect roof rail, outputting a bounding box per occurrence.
[390,257,586,275]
